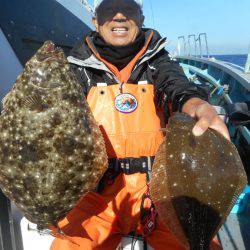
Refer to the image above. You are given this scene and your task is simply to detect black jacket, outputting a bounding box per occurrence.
[67,29,208,120]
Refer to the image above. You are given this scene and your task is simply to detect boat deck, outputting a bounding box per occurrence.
[219,210,250,250]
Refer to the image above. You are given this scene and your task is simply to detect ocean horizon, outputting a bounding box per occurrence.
[212,54,247,68]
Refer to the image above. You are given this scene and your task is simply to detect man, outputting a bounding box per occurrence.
[51,0,228,249]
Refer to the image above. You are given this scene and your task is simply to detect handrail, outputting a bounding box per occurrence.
[178,33,210,58]
[178,36,186,56]
[188,34,196,56]
[198,33,210,58]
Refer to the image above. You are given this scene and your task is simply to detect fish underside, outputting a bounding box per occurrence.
[150,113,247,250]
[0,41,108,230]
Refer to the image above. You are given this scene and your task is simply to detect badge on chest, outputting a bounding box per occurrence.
[115,93,138,114]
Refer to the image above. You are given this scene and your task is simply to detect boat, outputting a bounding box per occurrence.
[0,1,250,249]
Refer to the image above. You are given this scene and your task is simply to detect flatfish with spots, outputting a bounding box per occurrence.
[0,41,107,230]
[150,113,247,250]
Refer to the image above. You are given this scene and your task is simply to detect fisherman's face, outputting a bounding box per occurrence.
[93,0,144,46]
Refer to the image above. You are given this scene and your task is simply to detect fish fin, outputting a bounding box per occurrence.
[153,138,167,169]
[150,139,189,249]
[22,95,44,111]
[2,92,12,110]
[212,132,248,235]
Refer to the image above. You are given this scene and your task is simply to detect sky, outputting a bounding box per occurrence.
[89,0,250,55]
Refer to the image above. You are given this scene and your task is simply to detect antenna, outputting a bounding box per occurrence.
[79,0,94,15]
[148,0,155,29]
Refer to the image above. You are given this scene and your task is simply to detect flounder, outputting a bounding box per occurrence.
[0,41,107,230]
[150,113,247,250]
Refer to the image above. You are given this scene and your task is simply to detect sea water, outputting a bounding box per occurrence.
[213,54,247,68]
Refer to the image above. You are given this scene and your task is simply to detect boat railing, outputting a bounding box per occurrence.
[244,47,250,74]
[177,34,250,76]
[198,33,210,58]
[188,34,196,57]
[177,36,186,56]
[178,33,210,58]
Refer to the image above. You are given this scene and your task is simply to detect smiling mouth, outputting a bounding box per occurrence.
[111,27,129,34]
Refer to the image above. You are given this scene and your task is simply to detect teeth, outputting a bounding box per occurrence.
[113,28,127,32]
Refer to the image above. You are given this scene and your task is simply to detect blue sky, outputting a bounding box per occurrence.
[89,0,250,55]
[143,0,250,55]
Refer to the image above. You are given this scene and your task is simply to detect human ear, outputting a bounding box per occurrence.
[92,17,99,32]
[140,15,145,28]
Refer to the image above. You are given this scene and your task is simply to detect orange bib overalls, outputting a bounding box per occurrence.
[50,33,221,250]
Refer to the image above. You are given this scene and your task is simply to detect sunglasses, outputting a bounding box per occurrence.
[96,0,141,19]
